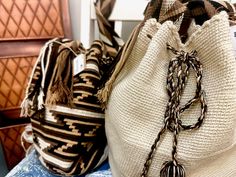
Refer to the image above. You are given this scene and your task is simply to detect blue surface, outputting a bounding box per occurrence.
[0,143,8,177]
[5,149,112,177]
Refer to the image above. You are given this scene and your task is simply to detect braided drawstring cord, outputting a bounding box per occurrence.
[141,44,207,177]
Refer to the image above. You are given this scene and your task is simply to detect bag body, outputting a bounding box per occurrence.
[21,39,108,176]
[105,11,236,177]
[20,0,123,175]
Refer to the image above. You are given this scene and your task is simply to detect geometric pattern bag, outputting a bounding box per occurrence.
[99,2,236,177]
[21,39,108,176]
[20,0,123,175]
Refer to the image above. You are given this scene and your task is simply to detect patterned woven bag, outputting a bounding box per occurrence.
[21,39,108,176]
[20,0,123,175]
[98,1,236,177]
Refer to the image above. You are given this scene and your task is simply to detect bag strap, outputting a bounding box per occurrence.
[179,0,217,42]
[145,0,187,23]
[144,0,164,21]
[94,0,123,58]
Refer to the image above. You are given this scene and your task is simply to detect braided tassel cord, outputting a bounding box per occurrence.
[141,45,207,177]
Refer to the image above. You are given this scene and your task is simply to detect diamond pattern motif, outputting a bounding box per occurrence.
[0,0,70,171]
[0,0,64,40]
[0,56,37,109]
[0,125,27,169]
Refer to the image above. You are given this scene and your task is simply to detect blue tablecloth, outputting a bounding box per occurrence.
[6,149,112,177]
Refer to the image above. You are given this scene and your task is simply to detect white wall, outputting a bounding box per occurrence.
[68,0,145,41]
[69,0,81,40]
[69,0,236,41]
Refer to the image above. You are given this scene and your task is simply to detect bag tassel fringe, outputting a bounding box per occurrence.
[97,24,143,108]
[46,46,74,106]
[46,80,73,106]
[97,81,113,109]
[160,161,185,177]
[20,98,33,117]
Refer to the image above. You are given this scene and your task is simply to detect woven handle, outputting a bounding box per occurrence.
[94,0,123,57]
[144,0,164,21]
[179,0,217,42]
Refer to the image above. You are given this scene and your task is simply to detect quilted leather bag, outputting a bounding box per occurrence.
[98,1,236,177]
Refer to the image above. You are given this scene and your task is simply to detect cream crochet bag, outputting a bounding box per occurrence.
[101,11,236,177]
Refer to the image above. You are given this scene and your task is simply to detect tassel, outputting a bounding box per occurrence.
[46,80,73,106]
[45,44,74,106]
[97,24,142,109]
[38,89,45,110]
[160,161,185,177]
[97,81,113,109]
[20,98,33,117]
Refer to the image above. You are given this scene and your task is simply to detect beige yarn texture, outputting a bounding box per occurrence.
[105,11,236,177]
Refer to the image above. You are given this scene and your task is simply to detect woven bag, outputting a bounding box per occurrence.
[21,39,108,176]
[19,0,124,175]
[99,6,236,177]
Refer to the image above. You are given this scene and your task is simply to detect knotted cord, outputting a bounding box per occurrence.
[141,44,207,177]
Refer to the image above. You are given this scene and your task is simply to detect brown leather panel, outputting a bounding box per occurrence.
[0,40,46,58]
[0,124,28,170]
[60,0,72,39]
[0,56,37,109]
[0,0,66,41]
